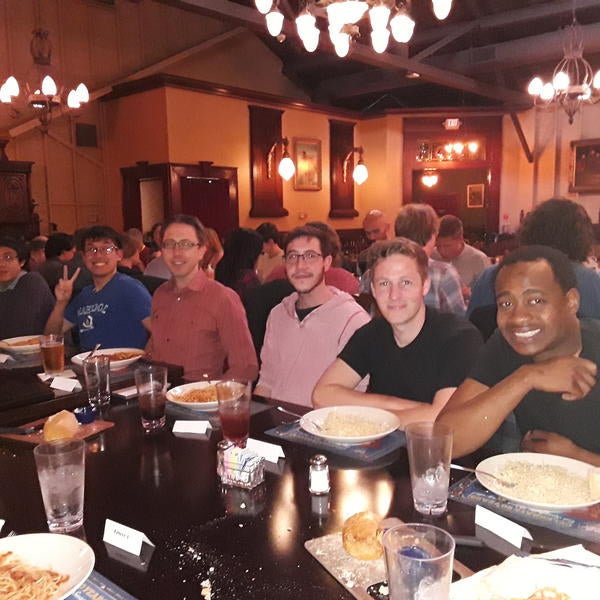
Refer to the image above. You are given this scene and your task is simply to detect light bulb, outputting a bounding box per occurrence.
[4,76,19,97]
[353,162,368,185]
[594,70,600,90]
[422,173,438,187]
[296,12,316,40]
[580,85,591,101]
[76,83,89,103]
[369,4,390,31]
[0,83,11,103]
[432,0,452,20]
[540,82,555,101]
[444,143,453,154]
[41,75,57,96]
[371,28,390,53]
[327,1,368,27]
[390,12,415,43]
[278,156,295,181]
[467,141,479,154]
[255,0,272,15]
[67,89,80,109]
[302,27,320,52]
[331,31,350,57]
[527,77,543,96]
[552,70,570,92]
[266,9,284,36]
[453,142,464,154]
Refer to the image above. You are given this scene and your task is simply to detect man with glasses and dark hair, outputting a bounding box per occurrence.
[313,238,482,426]
[45,226,152,351]
[149,215,258,382]
[255,225,370,406]
[0,237,55,339]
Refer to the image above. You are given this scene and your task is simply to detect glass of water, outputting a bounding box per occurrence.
[405,422,453,516]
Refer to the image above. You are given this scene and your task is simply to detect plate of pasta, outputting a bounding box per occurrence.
[166,380,220,411]
[0,532,95,600]
[71,348,145,371]
[0,335,41,354]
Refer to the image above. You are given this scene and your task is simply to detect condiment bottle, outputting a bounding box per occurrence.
[309,454,330,494]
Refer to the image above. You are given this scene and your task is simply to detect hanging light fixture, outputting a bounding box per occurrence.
[0,29,89,133]
[421,169,439,187]
[267,137,296,181]
[527,8,600,125]
[258,0,453,56]
[343,146,369,185]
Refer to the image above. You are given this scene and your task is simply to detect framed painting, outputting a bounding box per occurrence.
[294,138,322,191]
[467,183,485,208]
[570,139,600,193]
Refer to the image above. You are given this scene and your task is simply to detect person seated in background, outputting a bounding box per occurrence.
[0,237,55,339]
[256,225,370,407]
[44,226,152,351]
[27,236,48,271]
[201,227,224,279]
[313,238,482,427]
[256,222,284,283]
[149,215,258,382]
[431,214,490,301]
[37,232,76,290]
[394,203,466,316]
[438,245,600,465]
[118,233,166,295]
[125,227,150,269]
[215,228,263,299]
[468,198,600,340]
[357,209,391,275]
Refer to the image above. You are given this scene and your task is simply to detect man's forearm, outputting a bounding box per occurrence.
[44,301,68,334]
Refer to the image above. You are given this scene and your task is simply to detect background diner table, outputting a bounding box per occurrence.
[0,380,598,598]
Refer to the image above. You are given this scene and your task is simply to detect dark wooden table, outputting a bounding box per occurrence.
[0,397,596,600]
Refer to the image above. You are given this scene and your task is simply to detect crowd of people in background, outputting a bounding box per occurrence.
[1,196,600,464]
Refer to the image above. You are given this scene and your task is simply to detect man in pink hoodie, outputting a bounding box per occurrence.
[255,225,370,407]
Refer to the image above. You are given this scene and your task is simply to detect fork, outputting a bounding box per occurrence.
[275,406,323,431]
[450,463,517,488]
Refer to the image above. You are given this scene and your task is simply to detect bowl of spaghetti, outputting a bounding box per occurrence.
[71,348,145,371]
[166,380,221,411]
[0,533,94,599]
[0,335,41,354]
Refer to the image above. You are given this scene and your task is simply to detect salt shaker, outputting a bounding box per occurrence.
[309,454,330,494]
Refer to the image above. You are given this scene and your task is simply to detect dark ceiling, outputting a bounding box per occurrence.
[167,0,600,114]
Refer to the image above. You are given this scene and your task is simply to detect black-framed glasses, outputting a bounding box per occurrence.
[161,239,201,251]
[84,246,118,256]
[0,253,18,263]
[284,251,323,264]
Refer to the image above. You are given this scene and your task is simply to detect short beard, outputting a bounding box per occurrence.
[293,269,325,297]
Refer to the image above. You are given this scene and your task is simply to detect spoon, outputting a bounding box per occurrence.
[86,343,101,359]
[451,463,517,488]
[276,406,323,432]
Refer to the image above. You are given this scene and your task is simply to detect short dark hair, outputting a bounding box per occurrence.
[284,225,335,258]
[367,237,429,282]
[78,226,123,251]
[162,214,207,245]
[45,233,74,259]
[518,198,593,263]
[394,203,439,246]
[214,228,263,289]
[495,245,577,293]
[437,215,463,239]
[0,236,28,262]
[29,238,47,253]
[256,222,279,245]
[120,233,139,260]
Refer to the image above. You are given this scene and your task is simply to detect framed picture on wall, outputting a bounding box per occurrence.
[570,139,600,193]
[294,138,322,191]
[467,183,485,208]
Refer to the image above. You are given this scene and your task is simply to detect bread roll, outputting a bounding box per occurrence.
[43,410,79,441]
[342,511,383,560]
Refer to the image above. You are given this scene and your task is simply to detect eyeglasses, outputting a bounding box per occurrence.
[84,246,118,256]
[162,239,201,251]
[284,251,323,264]
[0,254,18,263]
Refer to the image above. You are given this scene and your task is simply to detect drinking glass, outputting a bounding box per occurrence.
[134,364,168,432]
[34,439,86,533]
[405,422,453,516]
[40,334,65,375]
[216,380,251,447]
[83,355,111,417]
[382,523,455,600]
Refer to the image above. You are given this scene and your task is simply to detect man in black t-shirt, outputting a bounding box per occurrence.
[438,245,600,464]
[313,238,482,428]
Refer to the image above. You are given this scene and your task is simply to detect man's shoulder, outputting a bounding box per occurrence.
[111,272,151,297]
[425,308,481,339]
[461,244,489,261]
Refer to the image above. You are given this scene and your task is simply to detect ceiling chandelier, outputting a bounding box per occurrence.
[0,29,89,133]
[527,12,600,124]
[254,0,454,57]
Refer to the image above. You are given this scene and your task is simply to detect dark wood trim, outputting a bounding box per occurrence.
[509,113,534,164]
[329,120,358,219]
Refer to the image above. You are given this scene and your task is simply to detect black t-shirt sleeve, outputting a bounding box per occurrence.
[468,330,522,386]
[437,324,483,390]
[338,321,374,378]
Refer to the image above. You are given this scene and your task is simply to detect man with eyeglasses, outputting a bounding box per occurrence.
[313,238,482,427]
[149,215,258,382]
[255,225,370,407]
[0,237,55,340]
[44,226,152,351]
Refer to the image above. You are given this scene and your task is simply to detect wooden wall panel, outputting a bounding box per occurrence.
[87,6,119,85]
[139,1,169,67]
[115,1,143,75]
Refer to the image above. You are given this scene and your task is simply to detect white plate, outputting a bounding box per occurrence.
[166,380,221,411]
[71,348,144,371]
[0,335,41,354]
[0,533,95,600]
[300,406,400,445]
[476,452,600,511]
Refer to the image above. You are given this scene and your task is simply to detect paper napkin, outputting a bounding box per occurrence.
[172,420,212,434]
[246,438,285,463]
[50,377,82,392]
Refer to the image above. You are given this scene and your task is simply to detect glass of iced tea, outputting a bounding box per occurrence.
[216,380,251,447]
[40,334,65,375]
[134,364,168,432]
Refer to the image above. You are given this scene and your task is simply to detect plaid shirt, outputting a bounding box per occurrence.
[425,258,466,316]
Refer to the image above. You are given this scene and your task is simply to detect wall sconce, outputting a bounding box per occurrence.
[267,137,296,181]
[342,146,369,185]
[421,169,439,188]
